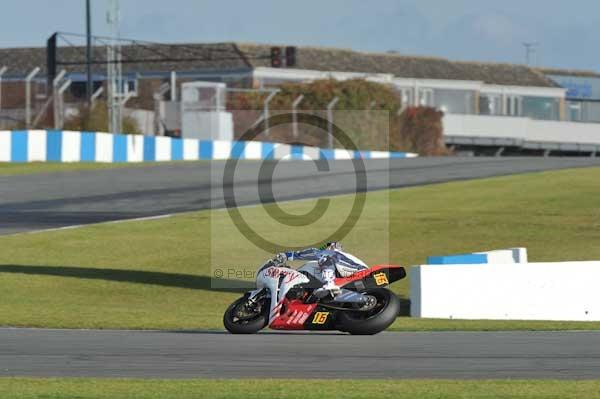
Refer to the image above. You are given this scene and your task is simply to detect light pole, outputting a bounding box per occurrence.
[523,42,539,66]
[86,0,93,106]
[0,66,7,112]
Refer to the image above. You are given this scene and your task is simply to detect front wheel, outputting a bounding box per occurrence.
[337,288,400,335]
[223,295,268,334]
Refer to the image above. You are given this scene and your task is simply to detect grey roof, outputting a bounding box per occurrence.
[0,41,559,87]
[0,42,251,77]
[238,44,559,87]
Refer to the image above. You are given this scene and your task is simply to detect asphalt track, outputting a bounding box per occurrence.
[3,328,600,379]
[2,156,600,235]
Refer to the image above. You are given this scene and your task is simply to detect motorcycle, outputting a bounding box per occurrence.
[223,259,406,335]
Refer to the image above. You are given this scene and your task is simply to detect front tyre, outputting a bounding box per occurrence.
[223,296,268,334]
[337,288,400,335]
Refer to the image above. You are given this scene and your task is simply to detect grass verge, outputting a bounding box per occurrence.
[0,161,211,176]
[0,162,141,176]
[2,167,600,330]
[2,378,600,399]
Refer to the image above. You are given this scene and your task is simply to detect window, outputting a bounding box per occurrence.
[122,78,138,96]
[396,87,413,109]
[479,94,502,115]
[582,102,600,123]
[567,102,582,122]
[522,96,560,120]
[69,81,104,99]
[505,95,522,116]
[418,88,434,106]
[432,89,476,114]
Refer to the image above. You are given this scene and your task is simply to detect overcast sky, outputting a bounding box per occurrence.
[1,0,598,70]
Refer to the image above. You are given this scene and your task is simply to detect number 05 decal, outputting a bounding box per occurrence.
[312,312,329,324]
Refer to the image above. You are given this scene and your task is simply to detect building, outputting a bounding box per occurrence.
[542,69,600,123]
[1,41,599,155]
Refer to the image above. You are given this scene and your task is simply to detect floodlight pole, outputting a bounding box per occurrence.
[327,97,339,149]
[292,94,304,138]
[25,67,41,128]
[0,66,7,112]
[86,0,93,106]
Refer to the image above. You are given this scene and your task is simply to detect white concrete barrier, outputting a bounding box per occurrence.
[444,114,600,147]
[410,260,600,321]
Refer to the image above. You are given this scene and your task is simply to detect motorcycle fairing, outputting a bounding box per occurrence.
[256,265,310,326]
[335,264,406,289]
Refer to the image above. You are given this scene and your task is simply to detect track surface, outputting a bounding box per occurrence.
[2,157,600,235]
[3,328,600,379]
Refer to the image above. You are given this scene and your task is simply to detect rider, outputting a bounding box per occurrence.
[273,242,368,295]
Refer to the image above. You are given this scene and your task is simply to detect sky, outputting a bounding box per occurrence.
[1,0,598,70]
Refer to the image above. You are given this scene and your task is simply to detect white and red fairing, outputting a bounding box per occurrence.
[256,264,404,329]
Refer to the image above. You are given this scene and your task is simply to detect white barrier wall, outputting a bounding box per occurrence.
[444,114,600,145]
[474,248,528,264]
[410,261,600,321]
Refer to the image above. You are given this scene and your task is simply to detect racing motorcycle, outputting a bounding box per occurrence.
[223,259,406,335]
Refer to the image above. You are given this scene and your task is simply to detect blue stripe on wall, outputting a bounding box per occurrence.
[199,141,213,159]
[11,130,28,162]
[80,132,96,161]
[171,138,183,161]
[319,149,334,160]
[427,254,488,265]
[112,134,127,162]
[231,141,246,159]
[261,142,275,160]
[143,136,156,161]
[46,130,63,161]
[390,152,407,158]
[291,145,303,160]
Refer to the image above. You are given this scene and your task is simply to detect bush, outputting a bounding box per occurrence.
[396,107,448,156]
[227,79,447,155]
[64,102,141,134]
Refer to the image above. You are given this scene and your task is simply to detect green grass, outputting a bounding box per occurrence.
[0,161,211,176]
[0,162,139,176]
[2,378,600,399]
[2,167,600,330]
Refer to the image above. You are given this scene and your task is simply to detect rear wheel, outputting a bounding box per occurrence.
[337,288,400,335]
[223,296,268,334]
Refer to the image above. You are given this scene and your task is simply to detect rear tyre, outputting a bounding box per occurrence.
[337,288,400,335]
[223,296,268,334]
